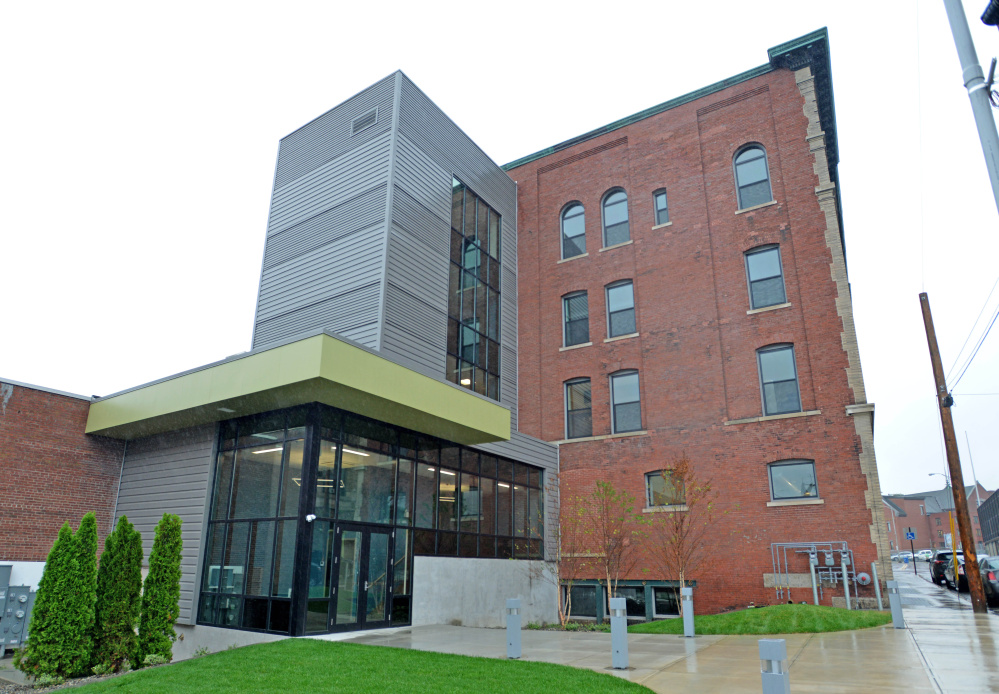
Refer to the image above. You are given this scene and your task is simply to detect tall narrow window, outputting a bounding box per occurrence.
[565,379,592,439]
[734,145,773,209]
[757,344,801,416]
[602,190,630,246]
[448,178,500,400]
[606,281,636,338]
[745,245,786,309]
[610,371,641,433]
[563,292,589,347]
[561,203,586,259]
[653,189,669,225]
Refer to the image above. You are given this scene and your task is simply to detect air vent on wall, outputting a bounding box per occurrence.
[351,109,378,135]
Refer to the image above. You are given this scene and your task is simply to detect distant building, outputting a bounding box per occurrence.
[882,484,993,553]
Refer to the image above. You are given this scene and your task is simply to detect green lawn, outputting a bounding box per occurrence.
[628,603,892,635]
[69,639,653,693]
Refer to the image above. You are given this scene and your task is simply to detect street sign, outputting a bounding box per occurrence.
[905,531,916,541]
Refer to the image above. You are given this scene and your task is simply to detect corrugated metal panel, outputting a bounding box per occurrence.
[253,283,381,348]
[256,223,386,322]
[263,184,386,270]
[267,132,392,237]
[393,134,451,225]
[273,75,396,191]
[115,425,215,626]
[381,283,447,377]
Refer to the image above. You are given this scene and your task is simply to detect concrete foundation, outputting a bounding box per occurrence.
[412,556,558,628]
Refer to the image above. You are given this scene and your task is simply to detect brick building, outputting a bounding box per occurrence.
[507,29,890,615]
[882,485,992,553]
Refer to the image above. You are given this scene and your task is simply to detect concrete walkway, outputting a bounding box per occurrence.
[340,572,999,693]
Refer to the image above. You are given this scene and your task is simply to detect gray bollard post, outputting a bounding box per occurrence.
[871,561,883,609]
[681,586,694,638]
[609,597,628,669]
[759,639,791,694]
[885,580,905,629]
[506,598,521,659]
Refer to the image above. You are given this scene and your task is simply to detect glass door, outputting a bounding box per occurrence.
[332,523,393,631]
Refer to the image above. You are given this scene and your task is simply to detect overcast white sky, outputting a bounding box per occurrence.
[2,1,997,496]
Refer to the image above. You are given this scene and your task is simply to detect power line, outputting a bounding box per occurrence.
[946,273,999,384]
[951,301,999,391]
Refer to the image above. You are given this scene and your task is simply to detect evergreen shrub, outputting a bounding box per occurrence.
[93,516,143,672]
[136,514,182,666]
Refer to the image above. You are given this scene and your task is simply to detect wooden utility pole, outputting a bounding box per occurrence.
[919,293,988,613]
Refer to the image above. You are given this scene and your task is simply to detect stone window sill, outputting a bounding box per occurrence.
[558,253,588,264]
[723,410,821,426]
[652,221,673,230]
[553,430,648,445]
[735,200,777,215]
[599,240,634,252]
[560,342,592,352]
[767,498,825,508]
[643,505,688,513]
[747,302,791,315]
[604,332,639,344]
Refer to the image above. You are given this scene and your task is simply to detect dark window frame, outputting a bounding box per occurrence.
[605,280,636,338]
[610,370,641,434]
[561,202,586,260]
[645,470,685,507]
[653,189,669,225]
[745,245,787,310]
[768,459,819,501]
[562,291,590,347]
[601,189,630,247]
[734,145,773,210]
[757,344,802,416]
[564,378,592,439]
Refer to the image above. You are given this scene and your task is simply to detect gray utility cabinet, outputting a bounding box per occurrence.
[0,565,35,658]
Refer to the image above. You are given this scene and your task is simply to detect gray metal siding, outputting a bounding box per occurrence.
[114,425,215,626]
[254,282,381,348]
[391,76,520,424]
[273,75,395,192]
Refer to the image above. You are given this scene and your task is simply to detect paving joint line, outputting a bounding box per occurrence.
[906,628,944,694]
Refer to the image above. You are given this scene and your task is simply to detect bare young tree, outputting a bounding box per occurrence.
[643,452,718,607]
[579,480,643,614]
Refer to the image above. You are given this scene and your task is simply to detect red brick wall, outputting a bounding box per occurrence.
[0,383,124,561]
[510,67,882,613]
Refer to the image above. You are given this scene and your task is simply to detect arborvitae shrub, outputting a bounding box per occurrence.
[16,523,80,678]
[136,514,182,667]
[93,516,143,672]
[71,512,99,676]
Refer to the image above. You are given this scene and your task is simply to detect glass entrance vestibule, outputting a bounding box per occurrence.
[197,404,545,636]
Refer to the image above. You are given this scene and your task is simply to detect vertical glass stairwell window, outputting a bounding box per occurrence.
[448,178,501,400]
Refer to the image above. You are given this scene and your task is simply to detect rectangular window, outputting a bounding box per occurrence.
[646,471,685,507]
[654,190,669,225]
[563,293,589,346]
[606,282,636,338]
[745,246,786,309]
[757,345,801,416]
[565,379,592,439]
[610,371,641,433]
[769,460,818,500]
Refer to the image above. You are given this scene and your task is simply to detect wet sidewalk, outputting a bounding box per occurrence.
[336,572,999,694]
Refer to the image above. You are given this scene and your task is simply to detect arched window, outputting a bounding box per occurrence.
[610,370,641,433]
[605,281,635,338]
[757,344,801,415]
[561,203,586,259]
[602,190,630,246]
[562,292,589,347]
[744,245,786,309]
[734,146,773,209]
[564,378,592,439]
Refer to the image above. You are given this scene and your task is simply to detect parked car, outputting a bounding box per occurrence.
[917,549,934,562]
[931,550,962,585]
[898,551,914,563]
[980,557,999,607]
[944,556,967,591]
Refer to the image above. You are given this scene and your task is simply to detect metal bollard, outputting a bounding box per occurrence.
[759,639,791,694]
[871,562,883,609]
[609,597,628,669]
[506,598,521,659]
[840,554,851,610]
[681,586,694,638]
[885,580,905,629]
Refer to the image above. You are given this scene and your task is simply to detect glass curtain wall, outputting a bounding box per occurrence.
[199,404,544,637]
[448,178,501,400]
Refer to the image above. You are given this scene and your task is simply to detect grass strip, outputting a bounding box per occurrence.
[70,638,653,693]
[628,603,892,635]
